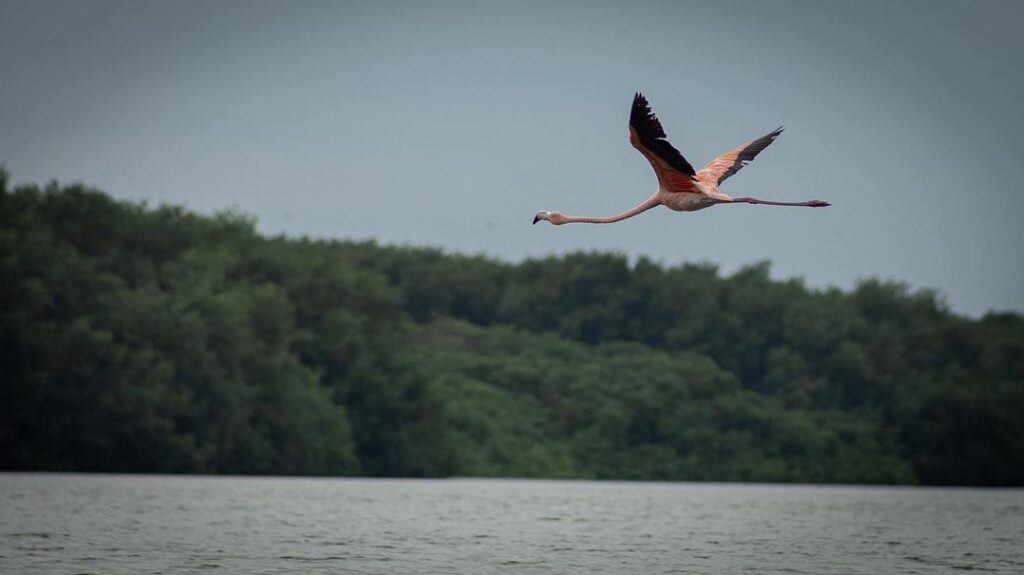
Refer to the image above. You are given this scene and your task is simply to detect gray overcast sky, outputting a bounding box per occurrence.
[2,0,1022,316]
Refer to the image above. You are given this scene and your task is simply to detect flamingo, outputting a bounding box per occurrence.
[533,93,830,225]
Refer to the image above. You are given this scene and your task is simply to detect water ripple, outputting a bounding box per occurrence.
[1,474,1022,574]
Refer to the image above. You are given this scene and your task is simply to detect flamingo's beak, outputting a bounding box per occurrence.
[532,215,540,225]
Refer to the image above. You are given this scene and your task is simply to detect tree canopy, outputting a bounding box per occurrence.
[2,171,1021,485]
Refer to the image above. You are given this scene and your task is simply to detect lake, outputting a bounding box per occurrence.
[1,474,1021,574]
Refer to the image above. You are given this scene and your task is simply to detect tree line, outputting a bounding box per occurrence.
[1,171,1021,485]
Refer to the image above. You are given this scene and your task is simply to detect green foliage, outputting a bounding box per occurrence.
[1,174,1021,484]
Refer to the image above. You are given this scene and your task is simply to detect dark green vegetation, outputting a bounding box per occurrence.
[2,172,1022,485]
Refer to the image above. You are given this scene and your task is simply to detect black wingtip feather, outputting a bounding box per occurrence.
[629,92,695,176]
[630,92,667,139]
[715,126,786,185]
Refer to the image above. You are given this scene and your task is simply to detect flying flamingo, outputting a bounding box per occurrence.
[533,93,830,225]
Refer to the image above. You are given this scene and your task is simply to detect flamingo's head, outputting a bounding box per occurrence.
[532,210,564,225]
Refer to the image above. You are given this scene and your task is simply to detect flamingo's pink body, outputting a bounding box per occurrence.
[533,93,830,226]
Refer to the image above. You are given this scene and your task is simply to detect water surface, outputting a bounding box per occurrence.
[2,474,1021,574]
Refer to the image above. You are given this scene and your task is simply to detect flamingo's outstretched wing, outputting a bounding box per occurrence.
[699,127,783,186]
[629,93,699,193]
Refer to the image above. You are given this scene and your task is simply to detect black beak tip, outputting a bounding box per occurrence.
[532,216,540,225]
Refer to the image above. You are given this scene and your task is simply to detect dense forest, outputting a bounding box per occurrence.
[2,171,1022,485]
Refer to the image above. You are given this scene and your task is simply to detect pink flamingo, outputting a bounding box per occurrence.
[533,93,830,225]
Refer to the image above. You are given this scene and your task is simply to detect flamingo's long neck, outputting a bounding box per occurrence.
[561,195,660,224]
